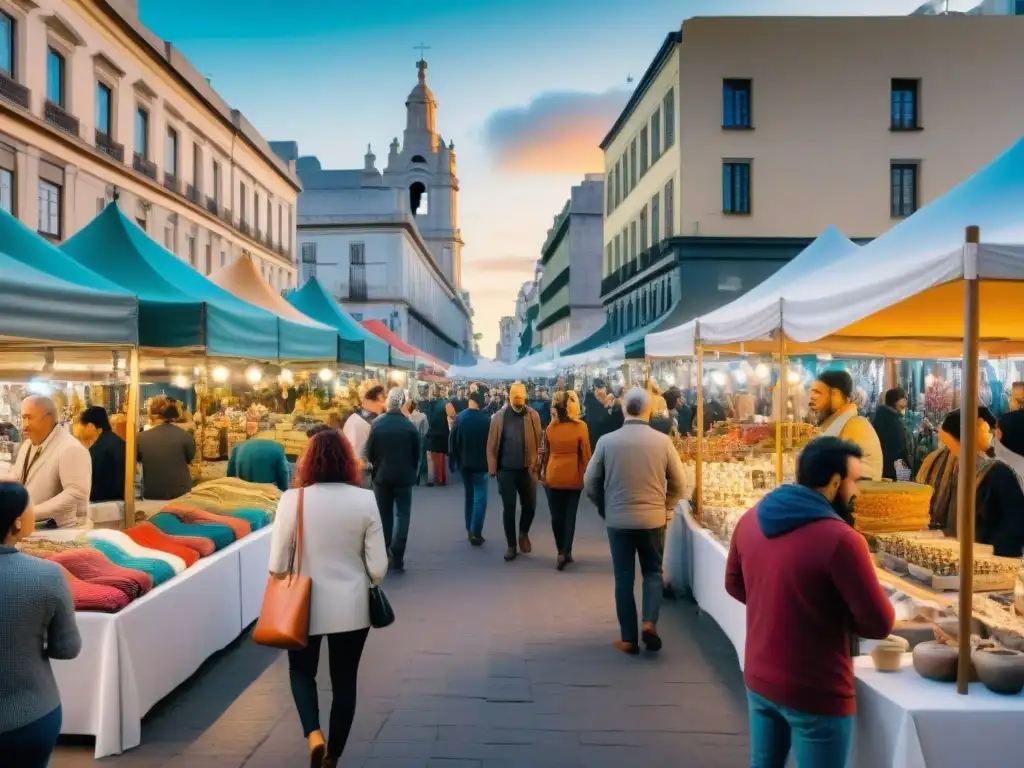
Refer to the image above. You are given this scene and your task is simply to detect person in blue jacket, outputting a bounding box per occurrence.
[226,438,291,491]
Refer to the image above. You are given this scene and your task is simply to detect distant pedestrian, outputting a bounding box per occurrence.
[269,430,388,768]
[343,383,386,486]
[487,382,542,561]
[725,436,894,768]
[364,388,421,571]
[425,393,451,486]
[405,398,429,485]
[583,378,610,451]
[450,389,492,545]
[584,388,684,654]
[540,390,591,570]
[0,482,82,766]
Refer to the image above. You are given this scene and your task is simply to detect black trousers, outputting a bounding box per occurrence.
[545,487,582,555]
[373,483,413,560]
[497,468,536,547]
[288,628,370,757]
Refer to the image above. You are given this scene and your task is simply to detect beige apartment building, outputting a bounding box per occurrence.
[595,15,1024,353]
[0,0,299,288]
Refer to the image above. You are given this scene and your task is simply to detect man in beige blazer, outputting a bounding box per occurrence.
[6,395,91,528]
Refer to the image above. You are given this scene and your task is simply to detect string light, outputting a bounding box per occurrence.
[318,368,333,383]
[246,366,263,386]
[212,366,229,383]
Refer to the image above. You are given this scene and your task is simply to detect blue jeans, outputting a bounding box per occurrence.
[462,471,488,535]
[607,527,665,645]
[0,705,62,768]
[373,484,413,560]
[747,689,853,768]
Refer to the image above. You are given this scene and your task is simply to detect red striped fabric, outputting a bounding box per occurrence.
[56,563,130,613]
[125,523,201,566]
[45,548,153,599]
[162,502,252,539]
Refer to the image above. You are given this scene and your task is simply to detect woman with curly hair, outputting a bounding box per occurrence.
[268,429,388,768]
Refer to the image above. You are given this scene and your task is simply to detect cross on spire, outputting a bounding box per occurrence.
[414,42,431,62]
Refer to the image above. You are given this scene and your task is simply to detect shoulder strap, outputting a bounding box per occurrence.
[294,487,305,574]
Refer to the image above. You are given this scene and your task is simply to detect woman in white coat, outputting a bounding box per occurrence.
[268,429,388,768]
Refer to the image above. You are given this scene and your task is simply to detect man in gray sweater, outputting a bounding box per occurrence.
[584,387,685,655]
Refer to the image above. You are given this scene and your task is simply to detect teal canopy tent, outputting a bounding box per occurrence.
[0,249,137,345]
[61,203,281,359]
[288,277,391,367]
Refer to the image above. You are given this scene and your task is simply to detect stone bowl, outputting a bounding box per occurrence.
[973,647,1024,695]
[912,641,959,682]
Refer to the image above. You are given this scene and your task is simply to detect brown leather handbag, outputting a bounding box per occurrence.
[252,487,312,649]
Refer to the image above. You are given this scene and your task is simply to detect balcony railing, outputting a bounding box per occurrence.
[185,184,200,204]
[254,228,262,242]
[133,152,157,180]
[44,101,79,136]
[239,220,250,236]
[95,130,124,162]
[163,172,180,194]
[221,207,232,225]
[205,196,219,216]
[0,73,30,109]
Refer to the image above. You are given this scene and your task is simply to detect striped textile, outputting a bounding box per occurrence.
[149,513,234,551]
[87,540,175,587]
[56,563,130,613]
[162,503,251,539]
[41,548,152,599]
[124,523,200,567]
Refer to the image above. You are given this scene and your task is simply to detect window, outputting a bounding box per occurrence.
[95,82,112,136]
[663,88,675,148]
[629,138,637,190]
[651,192,660,244]
[640,126,649,175]
[629,222,637,261]
[615,159,622,207]
[37,180,61,237]
[135,107,149,158]
[661,280,667,310]
[300,242,317,281]
[239,182,247,221]
[350,242,366,264]
[723,79,752,129]
[0,168,12,214]
[46,48,65,107]
[220,251,226,267]
[621,152,629,195]
[192,143,201,188]
[254,191,260,230]
[165,127,178,175]
[164,225,174,251]
[664,179,675,237]
[277,205,282,244]
[666,276,672,305]
[205,243,212,275]
[604,243,612,276]
[651,108,661,163]
[187,235,196,267]
[0,11,13,77]
[606,170,614,214]
[639,206,648,252]
[891,163,918,218]
[723,161,751,215]
[267,199,272,237]
[212,160,221,202]
[891,79,919,130]
[614,234,621,271]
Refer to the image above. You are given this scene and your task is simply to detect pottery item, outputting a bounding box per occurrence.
[913,641,959,682]
[935,616,985,641]
[893,621,937,650]
[972,647,1024,695]
[870,635,909,673]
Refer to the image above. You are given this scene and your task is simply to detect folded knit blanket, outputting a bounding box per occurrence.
[87,529,186,575]
[149,513,234,551]
[162,503,251,540]
[88,540,176,587]
[225,508,271,531]
[37,548,152,599]
[57,563,130,613]
[125,523,200,567]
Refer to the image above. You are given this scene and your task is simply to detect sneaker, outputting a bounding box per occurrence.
[504,546,518,561]
[470,534,485,546]
[518,533,532,554]
[391,557,405,572]
[641,624,662,652]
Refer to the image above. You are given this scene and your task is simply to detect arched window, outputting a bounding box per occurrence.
[409,181,428,215]
[411,155,427,164]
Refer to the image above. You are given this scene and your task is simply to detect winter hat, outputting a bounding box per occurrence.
[387,387,407,411]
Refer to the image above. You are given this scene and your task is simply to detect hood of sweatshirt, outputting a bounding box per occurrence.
[756,484,841,538]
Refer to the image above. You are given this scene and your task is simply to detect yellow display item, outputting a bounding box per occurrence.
[853,481,932,534]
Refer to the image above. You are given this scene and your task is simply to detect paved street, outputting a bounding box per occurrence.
[53,477,750,767]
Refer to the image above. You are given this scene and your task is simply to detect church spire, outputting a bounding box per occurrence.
[404,51,438,152]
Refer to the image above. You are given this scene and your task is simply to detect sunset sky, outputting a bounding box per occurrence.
[139,0,976,353]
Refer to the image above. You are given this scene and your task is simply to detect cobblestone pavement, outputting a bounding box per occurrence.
[53,477,750,767]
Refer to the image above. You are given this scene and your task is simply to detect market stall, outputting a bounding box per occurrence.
[360,319,448,377]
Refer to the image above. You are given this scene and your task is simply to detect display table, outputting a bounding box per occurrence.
[679,502,747,667]
[239,524,273,627]
[52,527,272,757]
[851,654,1024,768]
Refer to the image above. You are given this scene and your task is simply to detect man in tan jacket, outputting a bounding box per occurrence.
[487,382,543,561]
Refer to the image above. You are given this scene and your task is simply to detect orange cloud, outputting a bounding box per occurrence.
[484,89,630,174]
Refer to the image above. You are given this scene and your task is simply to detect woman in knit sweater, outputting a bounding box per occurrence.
[540,391,592,570]
[0,482,81,765]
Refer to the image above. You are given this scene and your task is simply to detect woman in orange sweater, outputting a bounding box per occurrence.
[541,390,591,570]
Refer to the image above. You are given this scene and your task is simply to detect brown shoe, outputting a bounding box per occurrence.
[642,622,663,652]
[518,533,532,554]
[308,730,326,768]
[322,755,338,768]
[613,641,640,655]
[504,546,518,561]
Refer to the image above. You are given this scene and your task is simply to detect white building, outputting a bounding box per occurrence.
[512,265,542,359]
[276,58,472,364]
[495,316,516,363]
[0,0,298,287]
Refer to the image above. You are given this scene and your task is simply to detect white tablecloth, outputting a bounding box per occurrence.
[679,501,748,667]
[852,654,1024,768]
[52,527,272,757]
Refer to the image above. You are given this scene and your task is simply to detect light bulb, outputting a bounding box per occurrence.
[664,373,676,386]
[754,363,770,382]
[787,370,801,385]
[318,368,333,383]
[212,366,228,383]
[711,371,726,387]
[173,375,189,389]
[279,368,294,384]
[733,370,747,385]
[27,380,52,396]
[246,366,263,386]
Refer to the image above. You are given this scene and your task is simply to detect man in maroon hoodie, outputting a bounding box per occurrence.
[725,436,895,768]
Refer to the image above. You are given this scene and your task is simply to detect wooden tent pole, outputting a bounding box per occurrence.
[122,347,139,529]
[956,225,980,696]
[776,333,786,486]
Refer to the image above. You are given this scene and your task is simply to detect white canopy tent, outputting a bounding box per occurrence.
[644,226,861,358]
[447,358,522,381]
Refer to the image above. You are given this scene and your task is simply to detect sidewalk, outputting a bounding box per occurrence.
[53,477,749,767]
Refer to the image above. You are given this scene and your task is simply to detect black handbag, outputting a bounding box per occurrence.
[368,583,395,628]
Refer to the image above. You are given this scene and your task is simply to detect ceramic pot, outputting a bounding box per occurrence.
[987,627,1024,653]
[935,616,985,640]
[870,646,904,672]
[912,641,959,682]
[973,648,1024,695]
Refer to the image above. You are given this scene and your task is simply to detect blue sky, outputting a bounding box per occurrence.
[139,0,971,352]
